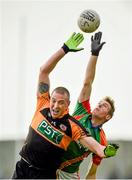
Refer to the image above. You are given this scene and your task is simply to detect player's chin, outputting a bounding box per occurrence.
[92,109,98,115]
[51,111,60,119]
[92,111,101,118]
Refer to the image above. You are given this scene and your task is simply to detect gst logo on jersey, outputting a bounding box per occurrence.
[37,120,63,144]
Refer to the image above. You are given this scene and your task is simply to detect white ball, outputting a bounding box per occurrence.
[77,9,100,33]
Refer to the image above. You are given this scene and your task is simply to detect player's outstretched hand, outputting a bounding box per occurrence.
[91,31,106,56]
[62,32,84,53]
[104,143,119,158]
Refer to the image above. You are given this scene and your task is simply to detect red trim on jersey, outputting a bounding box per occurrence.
[92,129,108,165]
[73,115,84,121]
[82,99,91,113]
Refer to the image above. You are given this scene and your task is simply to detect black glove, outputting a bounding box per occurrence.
[91,31,106,56]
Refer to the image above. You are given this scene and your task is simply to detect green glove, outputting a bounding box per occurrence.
[104,143,119,157]
[62,32,84,53]
[91,31,106,56]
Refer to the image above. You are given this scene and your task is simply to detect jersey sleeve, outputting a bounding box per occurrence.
[72,99,91,117]
[92,129,108,166]
[69,120,91,141]
[36,92,50,111]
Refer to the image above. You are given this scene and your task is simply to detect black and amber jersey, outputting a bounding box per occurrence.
[19,92,90,172]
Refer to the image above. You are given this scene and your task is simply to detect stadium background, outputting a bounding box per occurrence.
[0,0,132,179]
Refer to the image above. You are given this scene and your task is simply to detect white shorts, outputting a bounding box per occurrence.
[57,169,80,180]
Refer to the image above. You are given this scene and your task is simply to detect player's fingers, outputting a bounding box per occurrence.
[74,33,83,41]
[91,35,94,42]
[98,31,102,43]
[70,32,76,39]
[76,35,84,45]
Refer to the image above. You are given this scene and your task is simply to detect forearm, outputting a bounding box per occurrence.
[80,136,105,158]
[78,55,98,102]
[84,55,98,85]
[40,48,65,75]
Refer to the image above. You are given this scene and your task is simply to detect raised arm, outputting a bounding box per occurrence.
[78,32,106,102]
[37,32,84,97]
[37,48,65,96]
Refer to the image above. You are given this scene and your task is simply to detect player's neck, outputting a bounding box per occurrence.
[91,116,104,127]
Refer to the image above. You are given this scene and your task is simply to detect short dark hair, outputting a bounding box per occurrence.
[103,96,115,117]
[51,87,70,100]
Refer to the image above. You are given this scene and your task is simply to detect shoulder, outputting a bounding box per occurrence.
[69,116,90,138]
[36,91,50,111]
[73,99,91,116]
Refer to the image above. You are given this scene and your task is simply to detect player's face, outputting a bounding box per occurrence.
[92,100,111,122]
[50,91,69,119]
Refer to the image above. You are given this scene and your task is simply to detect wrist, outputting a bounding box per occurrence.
[91,51,99,56]
[91,54,99,58]
[62,43,69,54]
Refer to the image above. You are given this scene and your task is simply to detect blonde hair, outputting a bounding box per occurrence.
[103,96,115,117]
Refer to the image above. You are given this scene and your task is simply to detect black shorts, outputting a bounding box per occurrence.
[12,158,56,179]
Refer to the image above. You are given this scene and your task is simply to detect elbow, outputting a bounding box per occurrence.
[40,66,45,73]
[83,81,92,88]
[39,66,48,76]
[39,67,49,81]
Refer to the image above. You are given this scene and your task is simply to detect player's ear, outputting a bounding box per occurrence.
[106,114,111,121]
